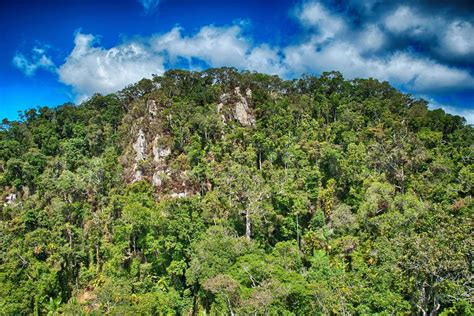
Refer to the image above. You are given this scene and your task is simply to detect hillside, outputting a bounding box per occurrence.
[1,68,472,315]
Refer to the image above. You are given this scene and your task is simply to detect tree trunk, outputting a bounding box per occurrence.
[296,214,301,250]
[228,299,235,316]
[95,242,100,271]
[245,209,251,240]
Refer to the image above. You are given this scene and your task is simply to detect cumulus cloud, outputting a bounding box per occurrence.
[382,4,474,65]
[246,45,285,76]
[438,20,474,59]
[384,6,433,35]
[56,26,286,101]
[383,53,474,92]
[286,1,474,93]
[12,46,56,76]
[296,1,346,42]
[150,26,285,76]
[58,32,165,101]
[286,42,474,92]
[357,25,386,52]
[151,26,249,67]
[51,5,474,105]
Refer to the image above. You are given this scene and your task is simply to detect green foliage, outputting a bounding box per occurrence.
[0,68,472,314]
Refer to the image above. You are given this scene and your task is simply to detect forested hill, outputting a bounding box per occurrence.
[1,68,472,315]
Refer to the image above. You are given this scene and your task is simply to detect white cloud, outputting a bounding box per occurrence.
[56,26,286,101]
[383,53,474,92]
[284,40,366,76]
[285,1,474,93]
[12,46,56,76]
[246,45,286,76]
[297,1,346,42]
[384,5,474,63]
[384,6,432,35]
[438,21,474,58]
[55,3,469,100]
[284,39,474,93]
[151,26,249,67]
[357,25,385,52]
[151,26,286,76]
[58,32,165,101]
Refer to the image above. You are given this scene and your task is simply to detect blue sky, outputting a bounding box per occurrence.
[1,0,473,123]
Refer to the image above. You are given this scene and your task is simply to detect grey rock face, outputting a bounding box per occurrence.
[147,99,157,117]
[5,193,16,205]
[233,87,255,127]
[152,172,162,187]
[133,129,147,162]
[170,192,187,198]
[217,87,255,127]
[245,87,252,98]
[131,129,146,182]
[132,169,143,183]
[152,136,171,162]
[216,103,227,125]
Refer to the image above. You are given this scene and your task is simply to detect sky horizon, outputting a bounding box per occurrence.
[1,0,473,123]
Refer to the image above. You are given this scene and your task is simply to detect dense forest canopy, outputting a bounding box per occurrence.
[0,68,472,315]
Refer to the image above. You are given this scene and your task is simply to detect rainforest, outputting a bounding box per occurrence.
[1,68,472,315]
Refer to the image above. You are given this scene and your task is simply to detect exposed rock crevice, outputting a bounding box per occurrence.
[131,129,146,182]
[234,87,255,127]
[123,97,200,196]
[217,87,255,127]
[147,99,157,117]
[152,136,171,163]
[133,129,147,162]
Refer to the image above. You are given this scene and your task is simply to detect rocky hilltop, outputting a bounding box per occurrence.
[124,83,256,197]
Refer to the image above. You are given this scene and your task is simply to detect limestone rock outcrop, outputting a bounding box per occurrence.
[131,129,147,182]
[132,129,147,162]
[147,99,157,117]
[217,87,255,127]
[153,136,171,162]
